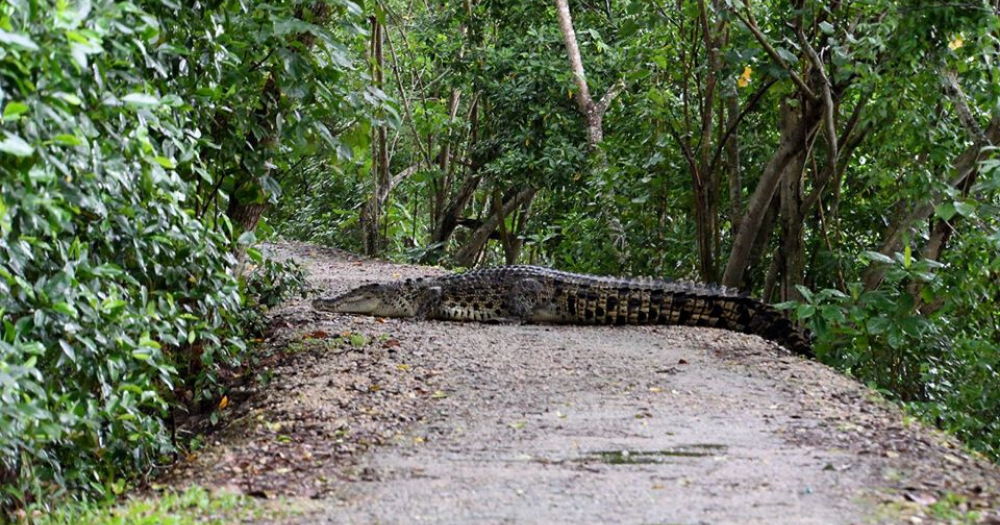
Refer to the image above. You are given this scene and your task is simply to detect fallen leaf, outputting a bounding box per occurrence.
[432,390,448,399]
[942,453,964,465]
[509,421,526,430]
[303,330,329,339]
[383,338,401,349]
[396,363,411,371]
[218,396,229,410]
[649,387,664,393]
[904,492,938,506]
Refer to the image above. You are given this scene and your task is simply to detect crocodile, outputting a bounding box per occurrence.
[312,265,812,356]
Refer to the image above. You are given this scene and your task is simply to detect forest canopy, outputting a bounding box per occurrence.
[1,0,999,515]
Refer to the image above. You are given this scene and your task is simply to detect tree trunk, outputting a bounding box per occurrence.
[227,199,268,236]
[361,16,389,256]
[554,0,624,153]
[725,91,743,237]
[454,187,538,267]
[433,174,483,246]
[721,99,820,289]
[778,140,808,301]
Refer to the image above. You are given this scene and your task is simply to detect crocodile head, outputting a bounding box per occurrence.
[312,279,435,318]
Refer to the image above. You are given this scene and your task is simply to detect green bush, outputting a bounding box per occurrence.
[238,253,309,338]
[0,0,298,511]
[792,250,1000,460]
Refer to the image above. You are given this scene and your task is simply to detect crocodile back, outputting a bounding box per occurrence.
[427,266,812,356]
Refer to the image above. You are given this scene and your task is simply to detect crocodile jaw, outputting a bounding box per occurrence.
[312,282,423,317]
[312,284,387,315]
[313,294,382,314]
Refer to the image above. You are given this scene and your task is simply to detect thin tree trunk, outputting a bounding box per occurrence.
[431,97,483,249]
[433,89,463,233]
[778,142,808,301]
[725,91,743,237]
[554,0,624,152]
[454,187,538,267]
[225,73,281,241]
[361,16,389,256]
[721,99,820,288]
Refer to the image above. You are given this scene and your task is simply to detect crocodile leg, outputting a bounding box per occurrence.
[506,277,546,321]
[414,286,443,320]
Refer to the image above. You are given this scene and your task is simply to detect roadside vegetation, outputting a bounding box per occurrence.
[1,0,999,519]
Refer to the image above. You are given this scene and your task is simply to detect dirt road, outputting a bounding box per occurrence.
[166,242,1000,524]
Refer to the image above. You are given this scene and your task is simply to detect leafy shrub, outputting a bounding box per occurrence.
[0,0,285,512]
[238,251,309,337]
[792,251,1000,459]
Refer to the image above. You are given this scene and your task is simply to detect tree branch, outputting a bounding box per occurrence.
[943,69,986,144]
[595,79,626,116]
[796,27,838,168]
[708,77,779,176]
[381,7,434,167]
[554,0,593,116]
[730,6,818,100]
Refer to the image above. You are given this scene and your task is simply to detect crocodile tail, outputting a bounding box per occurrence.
[741,300,813,357]
[674,293,813,357]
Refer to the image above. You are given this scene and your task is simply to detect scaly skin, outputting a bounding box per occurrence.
[312,265,812,356]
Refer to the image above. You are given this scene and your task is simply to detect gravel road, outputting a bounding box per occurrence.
[165,242,1000,525]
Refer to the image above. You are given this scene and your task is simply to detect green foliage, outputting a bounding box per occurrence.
[0,0,246,507]
[269,161,367,249]
[29,485,274,525]
[0,0,359,514]
[793,244,1000,459]
[785,254,945,398]
[147,0,371,223]
[238,254,309,337]
[270,0,1000,462]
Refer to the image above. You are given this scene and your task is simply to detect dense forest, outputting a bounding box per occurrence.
[1,0,999,516]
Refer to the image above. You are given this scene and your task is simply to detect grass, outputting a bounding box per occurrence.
[26,486,283,525]
[876,491,983,525]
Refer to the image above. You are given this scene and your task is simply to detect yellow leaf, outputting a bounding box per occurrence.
[737,66,752,88]
[218,395,229,410]
[948,35,964,51]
